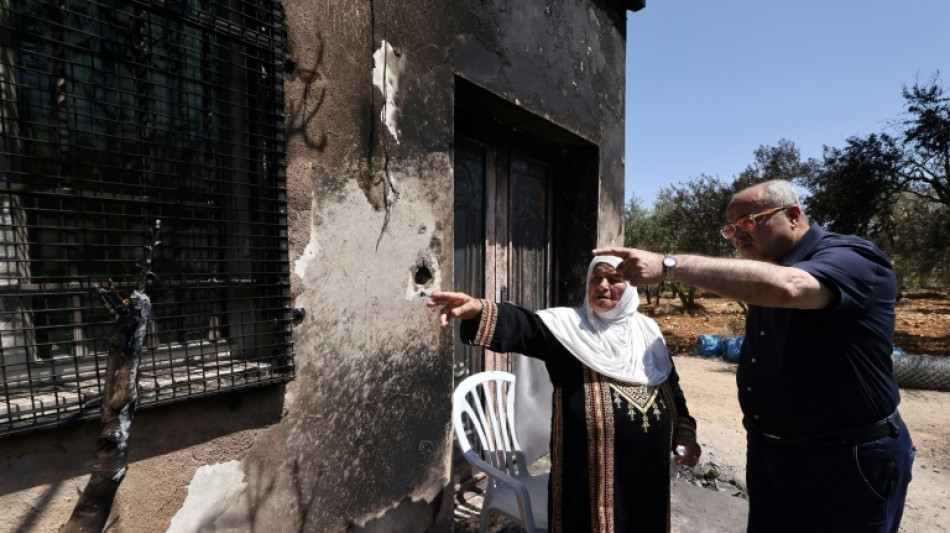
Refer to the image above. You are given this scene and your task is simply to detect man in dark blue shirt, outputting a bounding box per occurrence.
[595,179,914,533]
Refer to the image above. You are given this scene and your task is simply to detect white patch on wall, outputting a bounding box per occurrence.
[372,39,406,144]
[166,460,250,532]
[294,234,321,283]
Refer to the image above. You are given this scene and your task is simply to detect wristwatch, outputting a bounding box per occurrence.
[662,254,678,283]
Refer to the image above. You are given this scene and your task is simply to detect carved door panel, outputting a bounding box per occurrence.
[453,138,552,378]
[452,139,488,380]
[508,155,551,316]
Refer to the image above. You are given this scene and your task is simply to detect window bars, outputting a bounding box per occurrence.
[0,0,292,436]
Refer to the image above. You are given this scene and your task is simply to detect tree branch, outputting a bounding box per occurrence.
[64,220,159,533]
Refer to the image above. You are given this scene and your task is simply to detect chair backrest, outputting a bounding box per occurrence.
[453,371,528,479]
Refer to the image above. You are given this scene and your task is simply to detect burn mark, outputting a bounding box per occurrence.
[285,34,328,151]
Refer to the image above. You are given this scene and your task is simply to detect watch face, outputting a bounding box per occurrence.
[663,256,677,268]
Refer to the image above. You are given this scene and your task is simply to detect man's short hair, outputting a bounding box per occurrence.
[733,180,809,225]
[760,180,800,207]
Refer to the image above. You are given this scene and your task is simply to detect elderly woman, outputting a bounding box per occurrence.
[430,255,701,533]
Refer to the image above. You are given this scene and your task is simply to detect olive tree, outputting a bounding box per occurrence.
[652,175,735,308]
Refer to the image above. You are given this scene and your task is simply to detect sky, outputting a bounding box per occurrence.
[625,0,950,207]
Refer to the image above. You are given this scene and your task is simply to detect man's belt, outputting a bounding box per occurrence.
[759,411,903,448]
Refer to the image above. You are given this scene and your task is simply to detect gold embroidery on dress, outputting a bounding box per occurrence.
[584,368,615,533]
[608,382,660,432]
[551,387,564,533]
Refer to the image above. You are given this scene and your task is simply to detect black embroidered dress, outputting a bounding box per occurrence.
[461,301,696,533]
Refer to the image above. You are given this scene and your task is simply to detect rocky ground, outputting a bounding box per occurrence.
[454,293,950,532]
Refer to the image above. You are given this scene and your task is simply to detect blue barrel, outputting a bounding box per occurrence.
[722,336,744,363]
[696,334,723,357]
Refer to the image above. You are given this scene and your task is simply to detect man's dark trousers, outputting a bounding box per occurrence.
[745,418,914,533]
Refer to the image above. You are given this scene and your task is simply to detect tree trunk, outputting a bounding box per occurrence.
[641,283,656,305]
[64,220,159,533]
[63,289,150,533]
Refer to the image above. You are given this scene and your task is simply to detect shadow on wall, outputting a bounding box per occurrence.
[0,385,286,500]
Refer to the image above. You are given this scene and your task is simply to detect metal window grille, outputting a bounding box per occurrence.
[0,0,292,437]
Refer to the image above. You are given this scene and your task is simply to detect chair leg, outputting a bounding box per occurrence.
[479,491,495,533]
[479,508,491,533]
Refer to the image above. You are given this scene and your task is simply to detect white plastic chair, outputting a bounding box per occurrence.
[453,371,549,533]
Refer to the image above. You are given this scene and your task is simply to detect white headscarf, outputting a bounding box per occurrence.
[537,255,673,385]
[514,255,673,463]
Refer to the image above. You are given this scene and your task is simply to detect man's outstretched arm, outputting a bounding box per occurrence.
[592,247,834,310]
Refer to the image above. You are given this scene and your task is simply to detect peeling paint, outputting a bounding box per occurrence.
[372,40,406,143]
[166,460,250,533]
[385,173,400,205]
[294,229,321,283]
[349,492,445,530]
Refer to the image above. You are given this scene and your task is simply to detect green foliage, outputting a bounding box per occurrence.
[653,175,735,259]
[622,74,950,298]
[877,192,950,288]
[652,176,735,308]
[799,73,950,288]
[623,194,667,305]
[623,194,661,250]
[736,139,819,192]
[802,75,950,228]
[799,133,903,236]
[899,75,950,206]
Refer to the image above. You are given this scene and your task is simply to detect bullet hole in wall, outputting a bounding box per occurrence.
[414,265,433,286]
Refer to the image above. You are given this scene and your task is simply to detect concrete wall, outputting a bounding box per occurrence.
[0,1,629,531]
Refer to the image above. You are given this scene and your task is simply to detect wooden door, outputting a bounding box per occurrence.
[452,139,488,379]
[453,138,552,378]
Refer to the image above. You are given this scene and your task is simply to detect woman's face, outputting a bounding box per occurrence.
[587,263,627,313]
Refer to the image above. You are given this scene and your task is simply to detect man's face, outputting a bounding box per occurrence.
[588,263,627,313]
[725,190,798,261]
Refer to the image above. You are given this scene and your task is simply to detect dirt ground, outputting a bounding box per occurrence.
[455,294,950,532]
